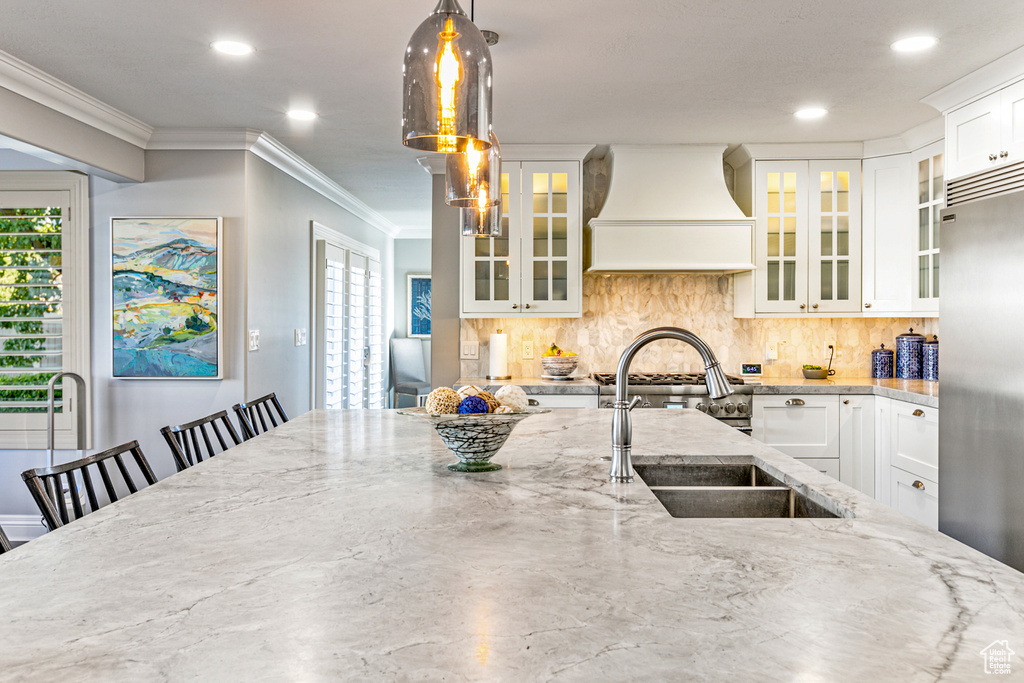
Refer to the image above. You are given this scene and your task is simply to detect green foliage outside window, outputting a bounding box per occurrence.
[0,208,62,413]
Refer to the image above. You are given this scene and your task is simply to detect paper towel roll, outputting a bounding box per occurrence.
[488,333,510,379]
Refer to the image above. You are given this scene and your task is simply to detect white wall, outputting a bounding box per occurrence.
[244,154,394,415]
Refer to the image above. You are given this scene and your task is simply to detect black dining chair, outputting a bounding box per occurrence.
[0,524,12,554]
[161,410,244,472]
[21,440,158,531]
[232,392,289,440]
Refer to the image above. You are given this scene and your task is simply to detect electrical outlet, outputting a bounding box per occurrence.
[248,329,260,352]
[460,340,479,360]
[294,328,307,347]
[765,341,779,361]
[522,340,534,360]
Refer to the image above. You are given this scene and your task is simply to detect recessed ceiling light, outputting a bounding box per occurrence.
[287,110,318,121]
[795,108,827,120]
[211,41,254,56]
[891,36,938,53]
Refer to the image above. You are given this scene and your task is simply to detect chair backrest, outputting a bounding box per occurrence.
[232,392,289,440]
[21,440,158,531]
[391,337,426,384]
[161,410,243,471]
[0,524,11,554]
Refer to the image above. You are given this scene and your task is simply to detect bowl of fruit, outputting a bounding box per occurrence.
[541,343,578,378]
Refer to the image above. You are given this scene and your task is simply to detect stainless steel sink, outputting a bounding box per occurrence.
[633,463,839,519]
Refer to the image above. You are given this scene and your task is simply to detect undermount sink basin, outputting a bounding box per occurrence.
[633,463,839,519]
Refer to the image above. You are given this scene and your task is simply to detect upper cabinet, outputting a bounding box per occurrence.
[461,151,586,318]
[749,159,862,315]
[912,143,943,313]
[945,80,1024,181]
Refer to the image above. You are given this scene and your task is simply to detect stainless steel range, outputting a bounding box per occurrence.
[591,372,753,432]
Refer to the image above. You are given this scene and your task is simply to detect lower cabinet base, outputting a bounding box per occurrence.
[891,466,939,529]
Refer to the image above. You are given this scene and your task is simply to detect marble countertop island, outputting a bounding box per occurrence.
[1,409,1019,681]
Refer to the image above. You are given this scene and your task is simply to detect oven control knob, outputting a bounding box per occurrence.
[696,403,709,413]
[708,403,721,415]
[737,403,749,415]
[724,402,736,414]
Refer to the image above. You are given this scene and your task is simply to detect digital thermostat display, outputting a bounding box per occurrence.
[741,363,763,376]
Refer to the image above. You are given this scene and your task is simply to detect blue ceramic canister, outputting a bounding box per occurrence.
[895,328,925,379]
[923,335,939,381]
[871,343,894,379]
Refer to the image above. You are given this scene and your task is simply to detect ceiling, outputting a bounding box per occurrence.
[2,1,1024,235]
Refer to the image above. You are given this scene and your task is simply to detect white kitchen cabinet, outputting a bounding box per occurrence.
[946,79,1024,180]
[874,396,893,504]
[838,395,874,497]
[861,155,914,314]
[752,160,862,314]
[890,401,939,482]
[890,467,939,529]
[461,159,583,318]
[752,395,840,460]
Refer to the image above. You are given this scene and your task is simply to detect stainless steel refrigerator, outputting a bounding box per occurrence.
[940,191,1024,572]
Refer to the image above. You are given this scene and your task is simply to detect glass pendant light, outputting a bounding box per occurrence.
[460,203,502,237]
[402,0,492,154]
[446,131,500,208]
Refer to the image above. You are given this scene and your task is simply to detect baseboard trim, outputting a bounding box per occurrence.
[0,514,47,543]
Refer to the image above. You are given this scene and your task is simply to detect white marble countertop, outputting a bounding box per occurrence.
[0,409,1017,680]
[457,375,938,406]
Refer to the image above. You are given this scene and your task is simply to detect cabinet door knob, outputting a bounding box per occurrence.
[912,480,925,490]
[785,398,806,406]
[1001,150,1009,158]
[990,153,999,161]
[524,303,531,309]
[812,303,819,309]
[864,303,872,308]
[843,399,850,404]
[512,304,519,309]
[800,304,806,310]
[913,409,925,417]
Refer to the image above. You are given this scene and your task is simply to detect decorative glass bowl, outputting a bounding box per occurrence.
[398,407,550,472]
[541,356,578,377]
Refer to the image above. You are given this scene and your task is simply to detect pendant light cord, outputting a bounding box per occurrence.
[471,0,475,21]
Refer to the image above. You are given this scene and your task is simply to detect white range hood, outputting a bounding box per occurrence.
[586,144,755,273]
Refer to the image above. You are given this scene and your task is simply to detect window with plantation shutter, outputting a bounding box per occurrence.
[0,173,90,449]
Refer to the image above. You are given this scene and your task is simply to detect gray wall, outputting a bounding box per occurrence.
[0,149,248,520]
[393,238,431,391]
[430,174,461,388]
[244,154,394,414]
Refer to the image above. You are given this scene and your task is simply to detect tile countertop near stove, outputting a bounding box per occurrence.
[457,376,938,407]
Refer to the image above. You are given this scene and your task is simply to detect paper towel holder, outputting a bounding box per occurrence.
[486,329,511,380]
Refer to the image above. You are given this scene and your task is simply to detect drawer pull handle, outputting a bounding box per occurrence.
[785,398,805,406]
[912,409,925,417]
[912,480,925,490]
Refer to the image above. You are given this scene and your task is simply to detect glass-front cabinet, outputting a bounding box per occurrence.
[754,159,861,314]
[914,146,943,309]
[462,160,581,317]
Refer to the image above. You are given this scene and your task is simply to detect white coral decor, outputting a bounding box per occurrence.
[494,385,528,413]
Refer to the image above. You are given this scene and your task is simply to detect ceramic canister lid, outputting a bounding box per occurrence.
[872,343,893,355]
[923,334,938,345]
[896,327,926,340]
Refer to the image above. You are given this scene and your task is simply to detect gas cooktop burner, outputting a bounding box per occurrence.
[590,372,744,386]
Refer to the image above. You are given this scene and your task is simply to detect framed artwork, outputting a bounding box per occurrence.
[111,217,222,379]
[407,273,431,338]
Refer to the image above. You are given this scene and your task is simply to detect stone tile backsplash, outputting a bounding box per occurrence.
[460,274,938,378]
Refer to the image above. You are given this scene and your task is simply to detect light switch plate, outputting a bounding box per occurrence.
[522,340,534,360]
[461,340,479,360]
[248,329,260,352]
[294,328,307,347]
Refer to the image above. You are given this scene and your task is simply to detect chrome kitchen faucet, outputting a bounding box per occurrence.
[610,327,732,483]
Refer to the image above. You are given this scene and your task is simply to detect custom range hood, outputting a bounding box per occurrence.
[586,145,754,273]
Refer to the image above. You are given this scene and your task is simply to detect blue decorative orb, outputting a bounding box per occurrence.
[458,396,489,414]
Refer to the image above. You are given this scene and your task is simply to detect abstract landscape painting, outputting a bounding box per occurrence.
[112,217,221,378]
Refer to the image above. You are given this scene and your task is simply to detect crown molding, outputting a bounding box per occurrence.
[0,49,152,148]
[922,45,1024,114]
[248,133,401,238]
[147,128,263,150]
[500,144,595,162]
